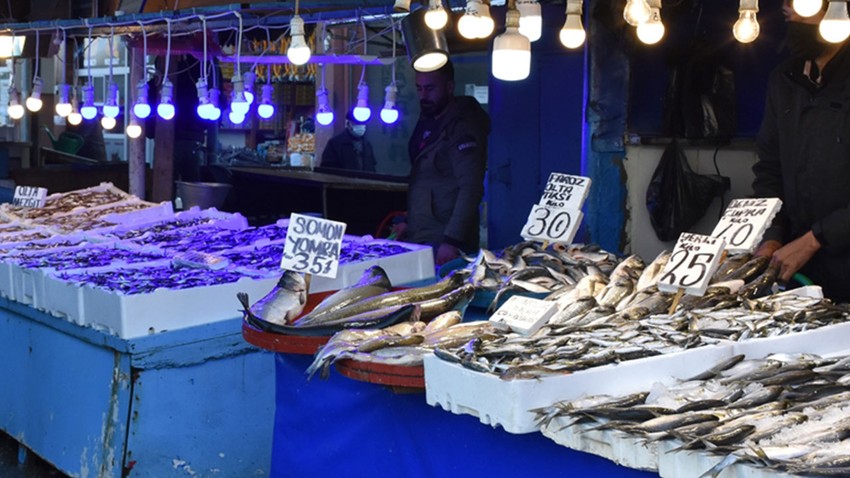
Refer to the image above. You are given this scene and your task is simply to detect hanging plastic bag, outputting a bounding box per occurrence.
[646,139,730,241]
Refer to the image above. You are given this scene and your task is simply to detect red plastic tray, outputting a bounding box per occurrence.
[241,290,337,354]
[335,359,425,389]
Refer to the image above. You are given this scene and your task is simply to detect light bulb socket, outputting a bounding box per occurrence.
[357,83,370,103]
[739,0,759,11]
[393,0,411,12]
[243,72,256,94]
[57,84,69,102]
[566,0,583,15]
[261,83,274,103]
[160,80,174,104]
[8,86,19,105]
[136,81,149,102]
[82,84,95,107]
[208,88,221,108]
[384,84,398,105]
[30,76,42,98]
[290,15,306,36]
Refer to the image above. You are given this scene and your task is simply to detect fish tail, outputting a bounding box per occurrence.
[699,454,739,478]
[237,292,255,320]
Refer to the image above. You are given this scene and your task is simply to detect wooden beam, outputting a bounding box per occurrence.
[151,55,176,203]
[128,46,146,199]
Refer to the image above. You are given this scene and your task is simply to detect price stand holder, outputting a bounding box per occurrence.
[489,295,559,336]
[280,213,347,279]
[657,233,726,310]
[13,186,47,208]
[711,198,782,253]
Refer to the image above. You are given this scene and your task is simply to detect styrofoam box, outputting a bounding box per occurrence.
[424,344,736,435]
[42,272,90,324]
[0,260,14,299]
[542,419,660,472]
[80,274,278,338]
[731,320,850,360]
[656,438,798,478]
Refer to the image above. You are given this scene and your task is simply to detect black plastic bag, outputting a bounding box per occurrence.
[646,139,730,241]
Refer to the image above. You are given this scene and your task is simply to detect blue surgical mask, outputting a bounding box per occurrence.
[350,125,367,137]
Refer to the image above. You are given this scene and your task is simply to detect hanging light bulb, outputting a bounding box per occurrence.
[492,4,531,81]
[517,0,543,42]
[478,1,496,38]
[352,83,371,122]
[67,97,82,126]
[26,76,42,112]
[287,15,312,66]
[100,115,116,130]
[228,110,246,124]
[257,84,275,119]
[733,0,760,43]
[458,1,483,39]
[560,0,586,49]
[196,77,212,120]
[208,88,222,121]
[316,87,334,126]
[126,117,142,138]
[157,79,175,120]
[794,0,823,17]
[230,76,249,115]
[243,72,256,105]
[380,84,399,124]
[637,3,665,45]
[7,86,23,120]
[820,0,850,43]
[133,81,151,119]
[623,0,652,26]
[80,84,97,120]
[425,0,449,30]
[55,84,72,117]
[102,81,119,118]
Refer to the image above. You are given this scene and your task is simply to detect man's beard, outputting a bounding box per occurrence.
[420,99,447,117]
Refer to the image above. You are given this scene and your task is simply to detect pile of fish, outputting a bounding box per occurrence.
[432,247,850,381]
[534,352,850,477]
[239,266,474,337]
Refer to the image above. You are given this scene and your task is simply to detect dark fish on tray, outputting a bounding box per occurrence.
[292,271,466,327]
[237,270,309,326]
[295,266,393,326]
[251,303,420,338]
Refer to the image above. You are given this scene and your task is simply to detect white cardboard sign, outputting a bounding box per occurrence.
[711,198,782,253]
[280,213,347,278]
[521,205,583,245]
[13,186,47,208]
[657,233,726,296]
[538,173,592,211]
[489,295,558,336]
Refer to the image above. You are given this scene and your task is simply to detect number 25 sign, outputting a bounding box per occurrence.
[657,233,726,296]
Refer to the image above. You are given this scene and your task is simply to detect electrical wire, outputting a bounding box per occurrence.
[85,22,92,87]
[359,16,367,86]
[107,25,114,91]
[163,18,171,82]
[32,28,39,84]
[138,21,147,82]
[201,16,207,83]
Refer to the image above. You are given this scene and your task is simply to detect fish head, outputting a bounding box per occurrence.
[281,270,308,293]
[359,266,392,289]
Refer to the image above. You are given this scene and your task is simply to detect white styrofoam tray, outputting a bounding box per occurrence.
[656,438,798,478]
[542,419,660,472]
[424,344,736,435]
[80,274,277,338]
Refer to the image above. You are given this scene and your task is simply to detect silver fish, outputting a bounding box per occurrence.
[238,270,308,326]
[296,266,392,325]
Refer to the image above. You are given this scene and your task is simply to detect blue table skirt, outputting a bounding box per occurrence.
[271,354,658,478]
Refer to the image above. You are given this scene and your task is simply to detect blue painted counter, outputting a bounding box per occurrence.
[271,353,659,478]
[0,298,275,477]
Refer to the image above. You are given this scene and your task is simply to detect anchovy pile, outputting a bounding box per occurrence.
[433,246,850,381]
[534,352,850,477]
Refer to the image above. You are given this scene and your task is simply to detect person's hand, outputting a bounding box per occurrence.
[754,240,783,259]
[435,243,460,266]
[771,231,821,281]
[390,222,407,240]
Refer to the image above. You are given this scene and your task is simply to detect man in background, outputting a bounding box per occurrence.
[395,60,490,265]
[753,0,850,302]
[320,111,376,172]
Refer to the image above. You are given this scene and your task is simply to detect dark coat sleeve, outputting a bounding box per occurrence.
[321,136,342,169]
[363,141,377,172]
[753,73,789,244]
[442,117,486,245]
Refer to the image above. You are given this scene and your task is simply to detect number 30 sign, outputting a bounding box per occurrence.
[657,233,726,296]
[520,205,583,245]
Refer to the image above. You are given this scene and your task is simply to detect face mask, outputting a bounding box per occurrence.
[786,22,829,61]
[350,125,366,137]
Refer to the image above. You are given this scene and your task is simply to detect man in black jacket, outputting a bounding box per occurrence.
[753,0,850,301]
[396,60,490,265]
[320,111,376,172]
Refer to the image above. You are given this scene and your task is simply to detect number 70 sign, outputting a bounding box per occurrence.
[657,233,726,296]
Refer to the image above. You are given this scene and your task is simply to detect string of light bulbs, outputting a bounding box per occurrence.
[380,16,399,125]
[351,18,371,123]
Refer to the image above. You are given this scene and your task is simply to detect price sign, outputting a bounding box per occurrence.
[13,186,47,208]
[657,233,726,296]
[489,295,558,336]
[521,205,583,245]
[711,198,782,253]
[538,173,591,211]
[280,213,347,278]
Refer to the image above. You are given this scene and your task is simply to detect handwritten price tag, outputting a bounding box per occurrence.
[489,295,558,336]
[280,213,347,278]
[657,233,726,296]
[538,173,591,211]
[711,198,782,253]
[13,186,47,208]
[521,205,582,245]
